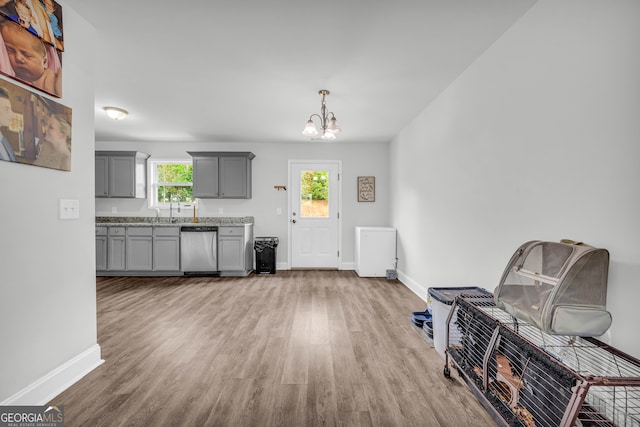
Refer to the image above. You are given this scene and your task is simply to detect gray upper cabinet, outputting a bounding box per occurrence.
[191,155,219,198]
[219,156,250,198]
[96,151,150,198]
[95,155,109,197]
[188,152,255,199]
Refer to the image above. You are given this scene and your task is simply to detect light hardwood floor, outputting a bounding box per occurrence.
[50,271,497,426]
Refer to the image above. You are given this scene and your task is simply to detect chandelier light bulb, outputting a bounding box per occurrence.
[321,131,336,140]
[327,117,341,134]
[302,119,319,137]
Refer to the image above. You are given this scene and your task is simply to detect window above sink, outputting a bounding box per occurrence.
[148,159,195,209]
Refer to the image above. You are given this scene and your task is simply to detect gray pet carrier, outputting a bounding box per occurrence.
[494,240,611,336]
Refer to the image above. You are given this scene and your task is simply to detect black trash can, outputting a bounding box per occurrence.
[254,237,278,274]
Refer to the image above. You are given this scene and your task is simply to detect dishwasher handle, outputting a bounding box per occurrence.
[180,226,218,232]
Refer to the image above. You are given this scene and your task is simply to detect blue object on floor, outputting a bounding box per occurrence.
[411,309,432,327]
[423,320,433,338]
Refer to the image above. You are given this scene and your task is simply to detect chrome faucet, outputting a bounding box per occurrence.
[155,208,160,223]
[169,199,181,223]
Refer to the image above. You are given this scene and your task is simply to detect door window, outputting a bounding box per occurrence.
[300,170,328,218]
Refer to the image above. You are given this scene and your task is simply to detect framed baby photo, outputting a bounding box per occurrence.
[0,0,64,51]
[0,75,72,171]
[0,15,62,97]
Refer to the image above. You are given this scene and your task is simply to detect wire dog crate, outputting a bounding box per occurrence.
[445,294,640,427]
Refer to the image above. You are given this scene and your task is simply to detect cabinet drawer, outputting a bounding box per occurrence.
[218,226,243,236]
[108,227,126,236]
[96,226,107,236]
[153,226,180,236]
[127,227,153,236]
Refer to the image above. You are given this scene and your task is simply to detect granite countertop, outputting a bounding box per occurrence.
[96,216,254,227]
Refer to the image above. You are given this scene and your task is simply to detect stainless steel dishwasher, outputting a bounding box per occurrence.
[180,226,219,275]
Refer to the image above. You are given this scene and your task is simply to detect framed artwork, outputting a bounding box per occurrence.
[0,15,62,97]
[0,0,64,51]
[358,176,375,202]
[0,74,72,171]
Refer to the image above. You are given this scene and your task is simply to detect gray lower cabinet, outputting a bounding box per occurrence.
[107,227,126,270]
[96,227,107,270]
[153,227,180,271]
[97,225,181,274]
[97,224,251,276]
[126,227,153,271]
[218,225,253,275]
[218,227,244,271]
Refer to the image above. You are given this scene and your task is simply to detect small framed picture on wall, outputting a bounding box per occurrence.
[358,176,375,202]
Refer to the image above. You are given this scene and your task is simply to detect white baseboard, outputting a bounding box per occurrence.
[339,262,354,271]
[274,262,356,271]
[397,269,429,303]
[1,344,104,405]
[277,262,289,271]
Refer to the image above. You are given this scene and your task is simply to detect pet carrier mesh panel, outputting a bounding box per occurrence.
[494,240,611,336]
[446,295,640,427]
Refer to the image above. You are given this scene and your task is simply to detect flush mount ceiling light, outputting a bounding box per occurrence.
[302,89,341,140]
[103,106,128,120]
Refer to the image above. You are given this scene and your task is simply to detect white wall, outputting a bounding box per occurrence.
[95,141,390,268]
[0,6,101,403]
[390,0,640,358]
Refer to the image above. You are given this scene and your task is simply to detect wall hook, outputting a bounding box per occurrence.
[274,185,287,191]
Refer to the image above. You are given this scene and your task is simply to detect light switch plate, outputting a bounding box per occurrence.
[59,199,80,219]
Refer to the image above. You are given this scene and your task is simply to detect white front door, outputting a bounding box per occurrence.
[289,161,341,269]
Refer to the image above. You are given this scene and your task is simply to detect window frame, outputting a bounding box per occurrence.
[148,159,194,209]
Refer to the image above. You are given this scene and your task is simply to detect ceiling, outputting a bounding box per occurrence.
[62,0,536,144]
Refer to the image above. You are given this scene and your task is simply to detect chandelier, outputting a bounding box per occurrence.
[302,89,341,140]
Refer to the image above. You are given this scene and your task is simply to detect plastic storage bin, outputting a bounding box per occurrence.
[254,237,278,274]
[428,286,491,359]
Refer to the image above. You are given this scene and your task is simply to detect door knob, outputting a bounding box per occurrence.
[291,219,297,224]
